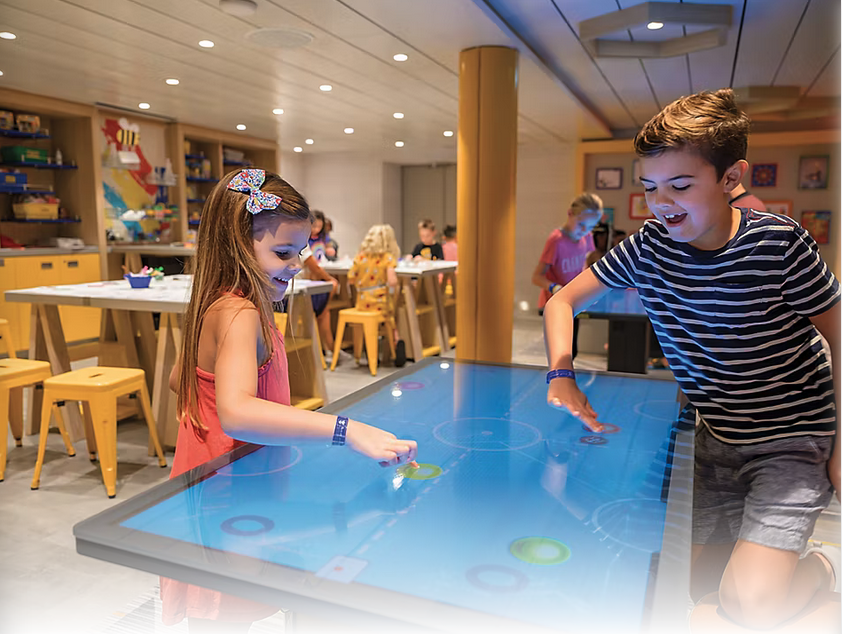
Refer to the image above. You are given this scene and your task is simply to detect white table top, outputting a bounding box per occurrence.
[321,258,457,276]
[5,276,333,314]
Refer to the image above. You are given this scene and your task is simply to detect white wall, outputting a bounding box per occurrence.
[382,163,403,249]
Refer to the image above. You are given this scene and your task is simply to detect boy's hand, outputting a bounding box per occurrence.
[829,449,840,501]
[346,420,418,467]
[547,378,602,432]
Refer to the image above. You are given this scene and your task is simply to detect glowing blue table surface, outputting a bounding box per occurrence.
[74,359,693,634]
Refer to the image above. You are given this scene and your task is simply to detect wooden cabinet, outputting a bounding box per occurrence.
[9,252,101,349]
[0,257,23,351]
[58,253,101,342]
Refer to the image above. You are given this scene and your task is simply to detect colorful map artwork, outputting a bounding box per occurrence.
[101,117,157,212]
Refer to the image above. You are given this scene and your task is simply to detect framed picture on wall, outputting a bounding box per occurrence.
[801,211,831,244]
[798,155,829,190]
[751,163,777,188]
[629,193,653,220]
[596,167,623,190]
[764,200,793,217]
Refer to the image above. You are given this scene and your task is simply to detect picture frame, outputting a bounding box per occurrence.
[764,200,793,217]
[601,207,615,227]
[629,193,653,220]
[801,211,831,244]
[798,155,829,190]
[596,167,623,190]
[751,163,777,188]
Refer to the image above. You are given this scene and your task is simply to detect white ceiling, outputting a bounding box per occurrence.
[0,0,838,163]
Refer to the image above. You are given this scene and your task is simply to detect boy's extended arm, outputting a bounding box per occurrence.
[544,268,612,430]
[810,301,841,499]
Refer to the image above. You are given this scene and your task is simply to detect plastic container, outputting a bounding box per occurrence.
[2,146,49,164]
[124,274,152,289]
[13,202,58,219]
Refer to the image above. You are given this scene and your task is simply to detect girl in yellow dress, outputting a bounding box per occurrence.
[348,224,406,366]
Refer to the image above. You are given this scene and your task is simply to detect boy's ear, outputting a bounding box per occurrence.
[722,159,748,193]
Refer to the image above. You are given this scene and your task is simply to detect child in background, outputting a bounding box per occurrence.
[610,228,626,248]
[532,193,603,358]
[164,169,417,632]
[411,218,444,261]
[544,89,839,631]
[442,224,458,261]
[348,224,407,367]
[324,217,339,260]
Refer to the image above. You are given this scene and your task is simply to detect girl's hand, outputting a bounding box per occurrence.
[346,420,418,467]
[547,378,602,432]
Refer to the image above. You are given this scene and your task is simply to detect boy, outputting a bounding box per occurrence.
[543,89,839,630]
[412,219,444,260]
[533,193,603,358]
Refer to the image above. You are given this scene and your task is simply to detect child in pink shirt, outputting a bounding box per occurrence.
[532,193,603,356]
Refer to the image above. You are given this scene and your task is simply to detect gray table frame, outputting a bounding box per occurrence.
[74,359,693,633]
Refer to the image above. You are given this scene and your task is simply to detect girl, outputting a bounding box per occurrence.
[164,170,417,631]
[347,224,406,367]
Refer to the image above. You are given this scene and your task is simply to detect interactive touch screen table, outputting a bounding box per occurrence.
[579,289,654,375]
[74,359,693,634]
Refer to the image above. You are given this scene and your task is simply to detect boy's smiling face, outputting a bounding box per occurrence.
[639,148,746,250]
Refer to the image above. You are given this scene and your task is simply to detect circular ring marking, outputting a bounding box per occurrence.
[509,537,571,565]
[580,435,608,446]
[581,423,621,434]
[465,565,529,593]
[220,515,274,536]
[433,418,542,452]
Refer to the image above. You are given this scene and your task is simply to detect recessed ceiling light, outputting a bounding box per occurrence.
[393,112,404,119]
[138,102,151,110]
[272,108,284,115]
[647,21,664,30]
[236,124,247,131]
[395,141,404,148]
[305,138,314,145]
[393,53,408,62]
[165,78,179,85]
[198,39,215,48]
[0,32,17,40]
[319,84,332,92]
[344,127,354,134]
[293,146,303,152]
[443,130,454,137]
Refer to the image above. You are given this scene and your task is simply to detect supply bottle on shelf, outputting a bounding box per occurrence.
[55,148,63,166]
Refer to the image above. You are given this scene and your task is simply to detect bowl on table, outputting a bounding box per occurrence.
[124,274,152,289]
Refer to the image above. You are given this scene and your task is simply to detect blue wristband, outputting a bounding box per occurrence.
[332,416,349,446]
[548,283,558,294]
[546,369,575,383]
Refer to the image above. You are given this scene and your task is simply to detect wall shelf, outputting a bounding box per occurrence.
[1,161,78,170]
[187,198,205,203]
[0,188,56,195]
[185,176,216,183]
[0,129,51,139]
[2,217,81,223]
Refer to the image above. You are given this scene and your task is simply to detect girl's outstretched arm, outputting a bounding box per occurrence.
[214,303,417,466]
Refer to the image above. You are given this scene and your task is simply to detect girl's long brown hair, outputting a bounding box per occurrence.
[177,169,311,429]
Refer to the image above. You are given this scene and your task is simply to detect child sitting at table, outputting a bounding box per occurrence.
[442,224,458,261]
[163,169,417,632]
[411,218,444,261]
[543,89,839,631]
[348,224,407,367]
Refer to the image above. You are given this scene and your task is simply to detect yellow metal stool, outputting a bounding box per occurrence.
[0,358,74,481]
[31,367,167,498]
[0,318,16,358]
[331,309,396,376]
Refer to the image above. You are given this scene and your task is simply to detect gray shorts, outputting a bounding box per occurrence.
[693,417,834,553]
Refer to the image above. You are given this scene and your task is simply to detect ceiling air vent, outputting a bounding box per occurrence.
[246,27,313,49]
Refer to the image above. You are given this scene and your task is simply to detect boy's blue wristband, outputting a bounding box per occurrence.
[546,369,575,383]
[332,416,349,446]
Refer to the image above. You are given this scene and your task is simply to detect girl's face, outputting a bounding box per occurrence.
[565,210,601,240]
[311,218,323,238]
[253,217,311,300]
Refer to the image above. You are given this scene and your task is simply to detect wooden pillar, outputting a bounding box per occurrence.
[456,46,519,363]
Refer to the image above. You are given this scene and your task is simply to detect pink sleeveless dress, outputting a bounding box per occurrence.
[161,328,290,625]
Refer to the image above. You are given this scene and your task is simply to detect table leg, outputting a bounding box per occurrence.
[607,319,649,374]
[131,312,157,392]
[425,275,451,353]
[151,313,179,453]
[36,304,84,440]
[397,280,424,361]
[300,298,327,406]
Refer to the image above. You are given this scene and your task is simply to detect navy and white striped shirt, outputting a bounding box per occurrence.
[591,208,839,444]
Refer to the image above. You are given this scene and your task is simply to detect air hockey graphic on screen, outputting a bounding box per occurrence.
[109,360,691,633]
